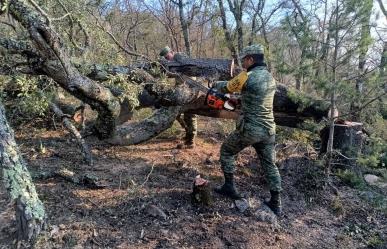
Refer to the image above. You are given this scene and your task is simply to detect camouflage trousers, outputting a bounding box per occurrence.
[220,126,282,192]
[184,113,197,144]
[176,113,197,144]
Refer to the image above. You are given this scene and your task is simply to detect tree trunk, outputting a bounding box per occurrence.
[84,64,330,123]
[217,0,238,62]
[0,103,46,242]
[108,106,181,145]
[177,0,192,57]
[351,0,372,121]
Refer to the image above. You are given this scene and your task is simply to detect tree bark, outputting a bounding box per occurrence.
[217,0,238,63]
[226,0,246,54]
[108,106,182,145]
[320,121,365,158]
[351,0,372,121]
[0,103,46,242]
[161,57,240,80]
[84,64,330,124]
[176,0,192,57]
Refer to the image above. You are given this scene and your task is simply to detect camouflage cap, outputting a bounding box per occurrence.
[159,46,171,57]
[239,44,264,59]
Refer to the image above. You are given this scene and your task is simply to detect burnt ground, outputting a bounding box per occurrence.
[0,118,386,249]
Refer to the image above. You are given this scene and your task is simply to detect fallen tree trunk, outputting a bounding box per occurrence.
[85,65,330,124]
[0,103,45,242]
[109,106,182,145]
[0,1,330,146]
[109,84,330,145]
[84,57,239,82]
[161,57,241,80]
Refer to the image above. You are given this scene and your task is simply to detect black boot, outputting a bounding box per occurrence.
[214,173,242,200]
[264,190,282,216]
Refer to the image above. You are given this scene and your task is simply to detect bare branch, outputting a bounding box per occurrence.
[376,0,387,19]
[50,103,93,165]
[88,9,151,60]
[0,20,16,30]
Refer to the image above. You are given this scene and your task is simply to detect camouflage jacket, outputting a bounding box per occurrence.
[215,64,276,135]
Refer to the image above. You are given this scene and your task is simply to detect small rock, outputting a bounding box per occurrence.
[205,157,213,165]
[139,229,145,239]
[145,204,167,219]
[235,198,250,213]
[364,174,387,188]
[171,233,180,240]
[50,225,59,236]
[59,224,66,230]
[364,174,381,186]
[209,137,218,143]
[255,205,277,225]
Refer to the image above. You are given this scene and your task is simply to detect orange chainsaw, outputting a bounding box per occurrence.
[205,88,239,111]
[179,75,239,111]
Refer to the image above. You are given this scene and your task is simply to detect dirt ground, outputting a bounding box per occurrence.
[1,118,386,249]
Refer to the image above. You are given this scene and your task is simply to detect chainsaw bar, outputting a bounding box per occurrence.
[179,75,209,93]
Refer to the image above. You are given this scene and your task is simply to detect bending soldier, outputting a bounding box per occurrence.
[159,46,197,149]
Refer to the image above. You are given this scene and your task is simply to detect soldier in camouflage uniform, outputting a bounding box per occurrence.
[160,46,198,148]
[213,44,282,215]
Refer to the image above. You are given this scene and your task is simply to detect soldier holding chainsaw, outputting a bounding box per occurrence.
[159,46,198,149]
[213,44,282,216]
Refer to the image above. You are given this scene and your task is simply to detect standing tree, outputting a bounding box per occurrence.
[216,0,238,62]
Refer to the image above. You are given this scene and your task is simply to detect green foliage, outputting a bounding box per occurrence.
[133,107,153,120]
[0,1,8,13]
[330,196,345,215]
[287,89,313,112]
[103,74,140,111]
[3,76,55,118]
[277,126,317,145]
[335,169,365,189]
[358,136,387,168]
[17,77,53,117]
[366,234,384,248]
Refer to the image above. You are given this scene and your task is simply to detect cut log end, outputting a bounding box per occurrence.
[320,120,366,159]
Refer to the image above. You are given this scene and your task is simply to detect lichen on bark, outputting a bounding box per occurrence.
[0,103,45,241]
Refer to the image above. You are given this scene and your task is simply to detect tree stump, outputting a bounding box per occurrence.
[320,120,366,159]
[191,175,213,206]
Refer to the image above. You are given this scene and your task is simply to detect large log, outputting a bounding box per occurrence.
[161,57,241,80]
[109,106,181,145]
[84,65,330,124]
[84,57,239,82]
